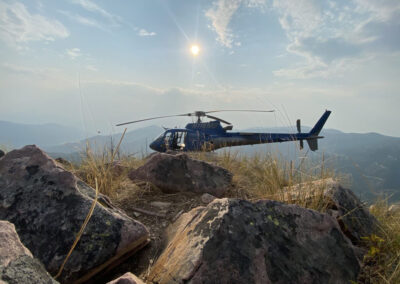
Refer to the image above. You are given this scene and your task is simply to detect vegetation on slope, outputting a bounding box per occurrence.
[61,144,399,284]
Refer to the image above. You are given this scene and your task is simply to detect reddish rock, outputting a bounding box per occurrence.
[149,198,360,284]
[129,153,232,197]
[284,178,379,245]
[0,220,58,284]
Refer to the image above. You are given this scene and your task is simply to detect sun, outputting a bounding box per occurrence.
[190,45,200,56]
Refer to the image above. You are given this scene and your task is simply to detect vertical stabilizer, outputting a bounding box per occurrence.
[309,110,331,136]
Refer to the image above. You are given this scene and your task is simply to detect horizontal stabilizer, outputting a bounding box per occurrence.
[306,139,318,151]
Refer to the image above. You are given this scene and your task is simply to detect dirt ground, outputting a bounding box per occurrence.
[99,178,207,283]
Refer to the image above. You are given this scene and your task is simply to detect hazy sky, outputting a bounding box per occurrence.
[0,0,399,137]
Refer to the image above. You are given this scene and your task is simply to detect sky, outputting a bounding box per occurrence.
[0,0,399,137]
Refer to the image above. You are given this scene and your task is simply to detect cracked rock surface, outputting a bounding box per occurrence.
[0,145,149,283]
[149,198,360,284]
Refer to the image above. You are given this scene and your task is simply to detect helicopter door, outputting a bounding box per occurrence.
[172,131,186,150]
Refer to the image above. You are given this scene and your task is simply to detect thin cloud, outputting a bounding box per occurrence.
[66,48,81,60]
[58,10,106,31]
[272,0,400,78]
[138,29,156,37]
[71,0,121,26]
[85,65,98,72]
[0,2,69,48]
[205,0,266,48]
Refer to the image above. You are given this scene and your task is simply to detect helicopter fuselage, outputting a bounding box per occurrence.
[149,110,330,152]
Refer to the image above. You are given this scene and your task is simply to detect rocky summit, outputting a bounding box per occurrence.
[0,145,149,283]
[149,198,360,284]
[129,153,232,197]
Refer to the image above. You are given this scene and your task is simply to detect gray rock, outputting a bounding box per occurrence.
[107,272,145,284]
[0,150,4,158]
[129,153,232,197]
[0,145,150,283]
[150,201,172,210]
[284,179,379,245]
[201,193,217,204]
[149,198,360,284]
[0,220,58,284]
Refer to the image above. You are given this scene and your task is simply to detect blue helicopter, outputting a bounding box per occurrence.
[116,110,331,152]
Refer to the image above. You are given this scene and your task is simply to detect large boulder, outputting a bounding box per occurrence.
[283,179,379,245]
[0,220,58,284]
[129,153,232,197]
[0,145,149,283]
[149,198,360,284]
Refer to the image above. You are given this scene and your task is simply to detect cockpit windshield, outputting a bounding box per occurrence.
[154,132,164,141]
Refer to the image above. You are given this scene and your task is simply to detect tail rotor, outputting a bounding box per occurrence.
[297,119,304,150]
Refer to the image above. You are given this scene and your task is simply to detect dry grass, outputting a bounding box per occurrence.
[66,145,399,284]
[66,130,130,196]
[359,198,400,283]
[190,149,335,211]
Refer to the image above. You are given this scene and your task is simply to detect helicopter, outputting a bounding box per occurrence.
[116,110,331,152]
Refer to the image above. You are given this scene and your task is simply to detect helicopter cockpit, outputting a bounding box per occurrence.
[150,129,188,151]
[165,130,187,150]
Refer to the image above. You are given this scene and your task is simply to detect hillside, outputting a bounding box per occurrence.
[1,121,399,202]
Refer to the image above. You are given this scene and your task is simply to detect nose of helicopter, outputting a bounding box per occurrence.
[149,140,158,151]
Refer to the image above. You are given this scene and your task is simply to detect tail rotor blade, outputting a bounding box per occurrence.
[296,119,301,133]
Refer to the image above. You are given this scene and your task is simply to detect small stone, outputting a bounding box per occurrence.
[150,201,172,210]
[201,193,216,204]
[133,212,142,218]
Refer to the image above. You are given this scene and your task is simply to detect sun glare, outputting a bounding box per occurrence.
[191,45,200,56]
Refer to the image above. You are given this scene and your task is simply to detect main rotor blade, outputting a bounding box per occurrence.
[206,115,231,125]
[116,113,191,126]
[205,109,275,114]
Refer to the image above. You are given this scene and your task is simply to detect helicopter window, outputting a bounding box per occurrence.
[171,131,187,150]
[164,131,173,142]
[154,132,164,141]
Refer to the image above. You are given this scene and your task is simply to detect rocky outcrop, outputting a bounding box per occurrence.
[0,149,4,158]
[129,153,232,197]
[107,272,145,284]
[149,198,360,284]
[0,145,149,283]
[283,179,379,245]
[0,220,58,284]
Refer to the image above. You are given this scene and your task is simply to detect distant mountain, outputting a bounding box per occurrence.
[234,127,400,202]
[42,125,164,158]
[0,121,86,148]
[2,120,399,202]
